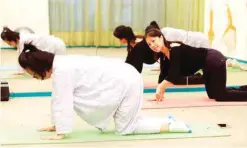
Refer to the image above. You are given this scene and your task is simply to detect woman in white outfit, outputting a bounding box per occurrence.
[161,27,247,71]
[160,27,210,48]
[0,26,66,74]
[18,43,191,140]
[14,26,35,34]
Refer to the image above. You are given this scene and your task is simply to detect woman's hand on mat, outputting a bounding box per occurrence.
[151,68,160,71]
[38,125,56,132]
[151,80,172,102]
[155,84,165,102]
[41,134,65,140]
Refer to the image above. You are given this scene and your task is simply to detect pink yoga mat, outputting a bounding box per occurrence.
[142,97,247,109]
[144,83,203,88]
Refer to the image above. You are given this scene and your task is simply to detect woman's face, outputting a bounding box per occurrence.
[4,40,17,47]
[119,38,127,45]
[145,36,164,53]
[25,68,52,80]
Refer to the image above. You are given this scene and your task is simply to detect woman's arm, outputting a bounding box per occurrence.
[154,46,182,101]
[40,68,74,140]
[125,47,143,73]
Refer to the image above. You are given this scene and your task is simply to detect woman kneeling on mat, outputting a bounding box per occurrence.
[144,28,247,102]
[18,43,191,140]
[1,27,66,75]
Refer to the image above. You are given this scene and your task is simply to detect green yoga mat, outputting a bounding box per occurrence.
[0,73,31,79]
[0,124,230,145]
[227,67,245,72]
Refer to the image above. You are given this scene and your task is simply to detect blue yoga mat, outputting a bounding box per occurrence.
[9,85,240,98]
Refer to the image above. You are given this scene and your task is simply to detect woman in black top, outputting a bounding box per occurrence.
[113,24,204,85]
[145,28,247,102]
[113,25,157,73]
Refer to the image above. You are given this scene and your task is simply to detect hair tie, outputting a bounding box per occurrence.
[24,49,30,53]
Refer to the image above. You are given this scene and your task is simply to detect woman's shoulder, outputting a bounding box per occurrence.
[170,42,184,51]
[133,39,150,50]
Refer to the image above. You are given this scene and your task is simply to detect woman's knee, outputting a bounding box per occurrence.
[214,92,227,101]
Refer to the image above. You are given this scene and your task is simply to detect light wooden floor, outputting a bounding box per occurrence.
[1,48,247,148]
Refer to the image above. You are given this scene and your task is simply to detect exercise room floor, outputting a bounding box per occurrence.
[1,48,247,148]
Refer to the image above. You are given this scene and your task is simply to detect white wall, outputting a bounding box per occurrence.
[204,0,247,60]
[0,0,49,48]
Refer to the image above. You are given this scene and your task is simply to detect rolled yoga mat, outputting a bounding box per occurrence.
[0,123,230,145]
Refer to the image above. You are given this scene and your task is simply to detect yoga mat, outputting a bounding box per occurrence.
[0,73,31,79]
[0,124,230,145]
[142,97,247,109]
[0,66,18,71]
[8,85,241,98]
[143,67,246,76]
[1,74,31,79]
[227,67,245,72]
[0,65,244,72]
[144,83,203,89]
[143,83,240,92]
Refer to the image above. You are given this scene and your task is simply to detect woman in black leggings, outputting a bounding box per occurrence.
[145,28,247,102]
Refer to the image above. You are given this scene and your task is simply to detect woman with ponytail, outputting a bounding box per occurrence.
[146,21,210,48]
[113,25,157,73]
[113,22,205,85]
[18,43,191,140]
[145,28,247,102]
[146,21,205,85]
[18,43,55,79]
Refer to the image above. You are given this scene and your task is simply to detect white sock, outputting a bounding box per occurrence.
[232,59,240,68]
[133,115,177,134]
[168,118,191,133]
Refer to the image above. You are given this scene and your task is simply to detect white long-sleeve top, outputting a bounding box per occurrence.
[161,27,210,48]
[18,33,66,55]
[51,55,142,134]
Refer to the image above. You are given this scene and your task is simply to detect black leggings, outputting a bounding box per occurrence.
[186,73,204,84]
[228,85,247,91]
[203,49,247,102]
[159,73,204,84]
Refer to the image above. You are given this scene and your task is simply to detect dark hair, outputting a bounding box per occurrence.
[145,28,184,49]
[145,21,161,33]
[1,26,20,42]
[145,28,172,49]
[18,43,55,80]
[113,25,143,53]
